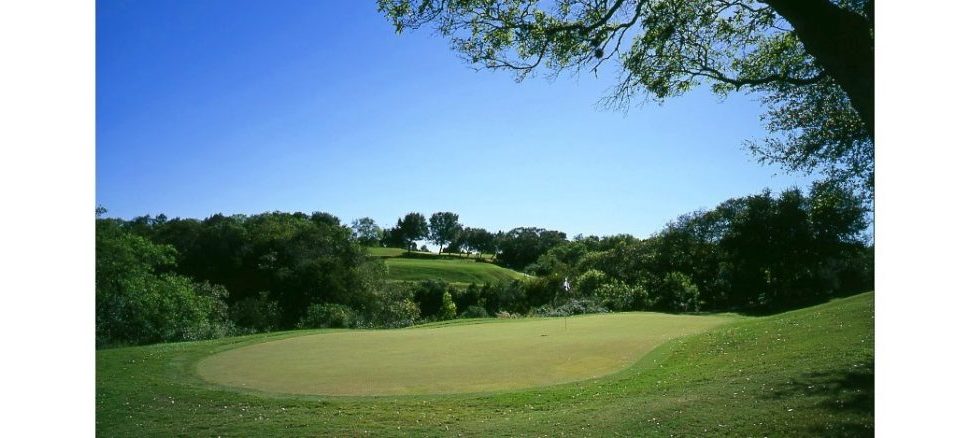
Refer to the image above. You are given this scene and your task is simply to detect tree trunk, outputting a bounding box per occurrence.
[760,0,874,139]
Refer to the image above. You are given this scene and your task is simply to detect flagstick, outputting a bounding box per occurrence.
[562,276,570,332]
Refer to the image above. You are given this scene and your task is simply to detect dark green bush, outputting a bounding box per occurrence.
[299,303,357,328]
[532,298,609,317]
[229,291,280,333]
[96,219,232,347]
[461,305,488,318]
[595,281,654,311]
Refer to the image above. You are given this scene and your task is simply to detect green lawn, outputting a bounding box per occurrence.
[96,292,873,436]
[366,247,494,260]
[383,257,527,284]
[365,247,412,258]
[197,312,732,396]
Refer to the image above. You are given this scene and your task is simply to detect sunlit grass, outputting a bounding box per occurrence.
[383,257,527,284]
[197,312,733,396]
[96,292,873,436]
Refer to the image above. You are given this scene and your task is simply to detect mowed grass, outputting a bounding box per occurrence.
[96,292,873,436]
[383,257,527,284]
[366,247,494,260]
[366,247,411,258]
[196,313,732,396]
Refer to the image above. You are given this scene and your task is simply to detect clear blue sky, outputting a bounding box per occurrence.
[96,0,812,238]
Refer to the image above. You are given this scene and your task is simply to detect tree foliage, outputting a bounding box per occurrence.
[428,211,462,253]
[379,0,874,197]
[351,217,383,246]
[397,212,430,252]
[97,188,871,346]
[496,227,567,271]
[96,216,230,346]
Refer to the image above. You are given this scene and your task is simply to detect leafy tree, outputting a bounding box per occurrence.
[657,272,701,312]
[574,269,609,298]
[310,211,342,227]
[444,227,467,255]
[351,217,383,246]
[463,227,495,259]
[147,210,376,327]
[380,0,874,196]
[496,227,568,271]
[96,217,230,346]
[381,224,408,248]
[397,212,429,252]
[428,211,462,253]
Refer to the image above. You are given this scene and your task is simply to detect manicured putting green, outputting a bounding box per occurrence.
[196,313,732,396]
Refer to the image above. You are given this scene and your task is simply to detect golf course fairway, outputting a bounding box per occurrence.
[197,313,733,396]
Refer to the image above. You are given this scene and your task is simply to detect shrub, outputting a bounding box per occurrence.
[480,280,529,315]
[95,221,232,346]
[461,305,488,318]
[412,279,449,319]
[532,298,608,317]
[574,269,608,297]
[451,283,483,315]
[362,282,421,328]
[300,303,357,328]
[439,291,457,320]
[658,272,700,312]
[595,281,644,311]
[229,291,280,332]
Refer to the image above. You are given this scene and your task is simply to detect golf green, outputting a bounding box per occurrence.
[196,312,732,396]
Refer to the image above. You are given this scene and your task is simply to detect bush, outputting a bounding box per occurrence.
[412,279,448,319]
[96,273,232,346]
[480,280,529,315]
[658,272,700,312]
[532,298,609,317]
[299,303,357,328]
[229,291,280,333]
[594,281,654,311]
[439,291,457,320]
[451,283,483,315]
[574,269,608,297]
[95,221,232,346]
[461,305,488,318]
[362,282,421,328]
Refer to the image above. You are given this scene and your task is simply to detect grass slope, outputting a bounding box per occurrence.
[383,257,527,284]
[96,292,873,436]
[366,247,494,261]
[197,312,732,396]
[365,247,513,284]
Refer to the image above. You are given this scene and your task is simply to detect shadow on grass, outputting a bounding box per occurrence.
[730,289,874,317]
[764,356,874,436]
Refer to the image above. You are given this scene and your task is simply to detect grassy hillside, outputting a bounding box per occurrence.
[366,246,411,258]
[384,257,527,284]
[366,246,523,284]
[96,292,873,436]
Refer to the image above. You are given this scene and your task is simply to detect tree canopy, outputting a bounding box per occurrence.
[379,0,874,197]
[429,211,462,253]
[351,217,383,246]
[398,212,430,252]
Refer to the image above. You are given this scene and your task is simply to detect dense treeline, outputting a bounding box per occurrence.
[96,210,419,346]
[529,181,873,313]
[96,182,872,347]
